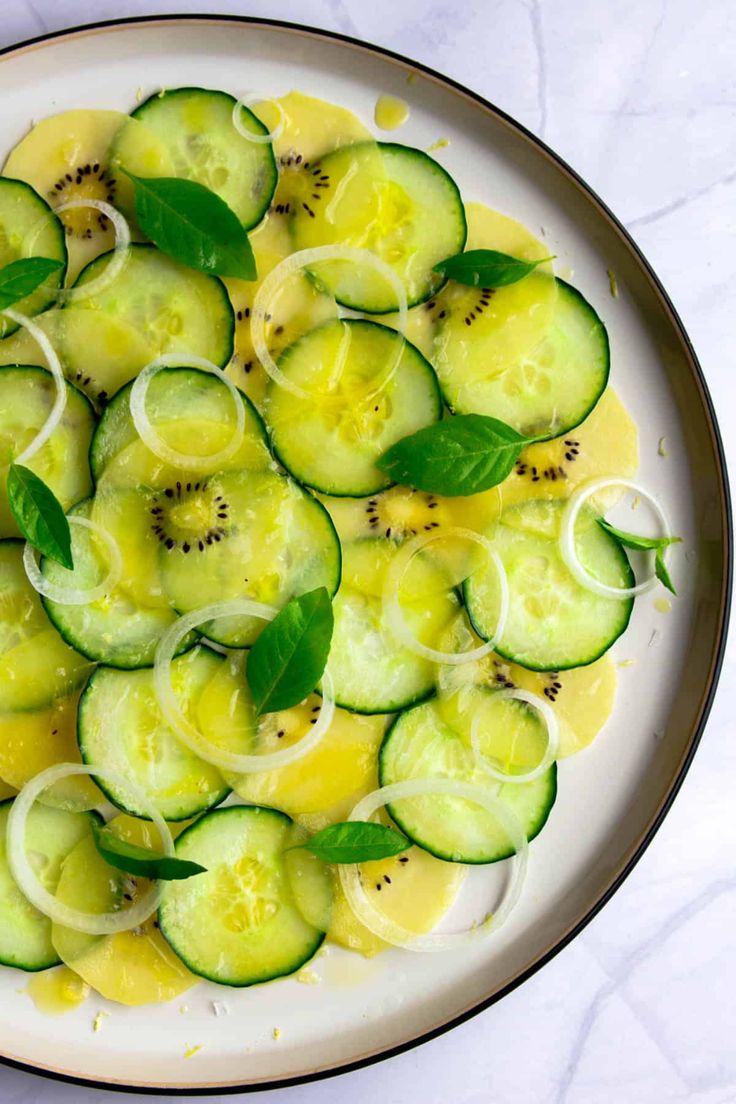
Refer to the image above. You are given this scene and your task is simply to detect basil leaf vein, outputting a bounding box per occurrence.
[123,171,256,280]
[0,257,64,310]
[92,823,206,881]
[378,414,530,496]
[433,248,553,289]
[246,587,334,716]
[597,519,680,596]
[298,821,410,863]
[6,463,73,570]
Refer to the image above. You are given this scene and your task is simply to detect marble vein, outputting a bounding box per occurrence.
[627,168,736,229]
[553,874,736,1104]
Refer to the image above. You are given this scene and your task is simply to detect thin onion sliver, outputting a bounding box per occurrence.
[2,308,66,465]
[383,528,509,665]
[471,688,559,784]
[154,599,335,773]
[232,95,285,144]
[251,245,408,402]
[560,478,673,599]
[7,762,173,936]
[53,200,131,303]
[129,354,246,471]
[339,778,528,951]
[23,516,122,605]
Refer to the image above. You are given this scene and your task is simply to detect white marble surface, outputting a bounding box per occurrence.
[0,1,734,1101]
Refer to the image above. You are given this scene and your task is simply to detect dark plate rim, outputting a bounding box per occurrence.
[0,12,731,1096]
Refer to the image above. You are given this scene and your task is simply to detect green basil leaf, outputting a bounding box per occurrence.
[91,823,206,881]
[597,519,681,553]
[0,257,63,310]
[246,587,334,716]
[6,464,73,570]
[299,821,410,864]
[378,414,530,496]
[655,547,677,596]
[123,171,256,280]
[433,249,553,289]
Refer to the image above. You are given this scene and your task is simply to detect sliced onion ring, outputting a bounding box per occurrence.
[251,245,408,402]
[23,517,122,605]
[339,778,528,951]
[383,528,509,665]
[471,688,559,784]
[2,308,66,465]
[7,762,173,935]
[129,353,246,472]
[232,94,285,144]
[53,200,131,303]
[560,478,672,599]
[154,599,335,773]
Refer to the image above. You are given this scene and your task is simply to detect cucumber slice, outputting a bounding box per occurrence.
[2,109,128,281]
[0,365,95,538]
[290,142,466,312]
[228,701,387,817]
[159,468,341,648]
[0,540,92,712]
[433,280,609,439]
[465,498,634,671]
[63,243,234,387]
[379,696,557,863]
[0,308,158,410]
[52,815,195,1004]
[328,538,460,714]
[0,178,66,337]
[267,319,442,496]
[121,87,277,231]
[158,806,326,986]
[90,367,269,487]
[78,647,244,820]
[0,798,97,971]
[41,496,191,669]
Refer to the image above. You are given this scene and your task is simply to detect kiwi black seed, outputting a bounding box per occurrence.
[426,287,495,327]
[364,487,442,541]
[150,481,230,553]
[513,434,582,487]
[70,369,109,409]
[48,162,117,239]
[542,673,563,703]
[271,154,332,220]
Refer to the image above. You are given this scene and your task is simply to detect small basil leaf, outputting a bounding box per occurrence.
[0,257,64,310]
[597,519,681,553]
[655,547,677,596]
[378,414,530,496]
[298,822,411,864]
[246,587,334,716]
[123,171,256,280]
[433,249,553,289]
[6,464,73,570]
[92,823,206,881]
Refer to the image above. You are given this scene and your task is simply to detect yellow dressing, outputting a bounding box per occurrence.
[655,597,672,614]
[25,966,90,1016]
[374,94,410,131]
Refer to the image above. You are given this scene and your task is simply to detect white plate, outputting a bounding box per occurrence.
[0,15,729,1095]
